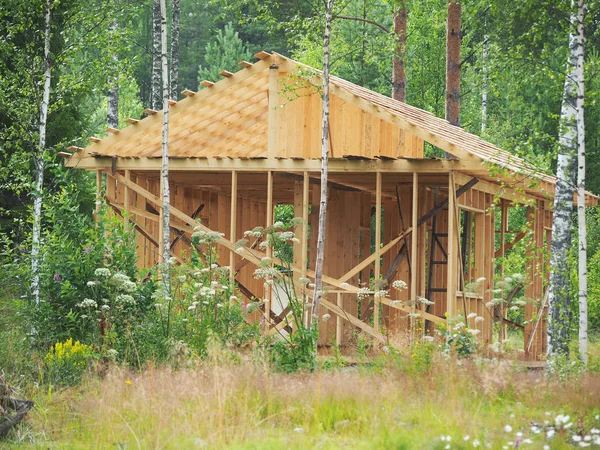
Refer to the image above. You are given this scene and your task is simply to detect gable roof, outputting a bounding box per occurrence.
[66,51,597,205]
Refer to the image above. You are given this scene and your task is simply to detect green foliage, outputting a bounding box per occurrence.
[197,22,252,84]
[438,315,479,358]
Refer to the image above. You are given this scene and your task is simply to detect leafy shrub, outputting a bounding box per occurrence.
[438,315,479,358]
[44,338,94,385]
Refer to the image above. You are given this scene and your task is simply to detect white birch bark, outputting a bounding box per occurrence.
[107,19,119,130]
[481,33,488,133]
[31,0,53,307]
[160,0,171,286]
[170,0,180,100]
[312,0,334,322]
[548,7,578,359]
[151,0,162,110]
[575,0,587,366]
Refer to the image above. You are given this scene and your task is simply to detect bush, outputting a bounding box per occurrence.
[44,338,95,385]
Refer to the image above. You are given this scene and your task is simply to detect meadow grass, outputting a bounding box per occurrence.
[8,353,600,449]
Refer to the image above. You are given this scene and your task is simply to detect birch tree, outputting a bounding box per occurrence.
[151,0,162,110]
[31,0,53,307]
[170,0,180,100]
[445,0,461,128]
[575,0,587,366]
[160,0,171,286]
[392,0,407,103]
[311,0,335,324]
[548,5,579,360]
[107,19,119,130]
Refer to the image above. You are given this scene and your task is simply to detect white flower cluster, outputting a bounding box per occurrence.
[111,272,137,293]
[254,267,280,280]
[418,297,434,305]
[192,230,224,243]
[357,287,371,300]
[197,286,216,297]
[77,298,97,309]
[115,294,136,306]
[392,280,408,291]
[243,227,264,238]
[94,268,111,278]
[374,290,389,299]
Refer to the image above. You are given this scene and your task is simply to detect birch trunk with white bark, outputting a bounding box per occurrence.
[31,0,53,307]
[312,0,334,322]
[575,0,587,366]
[548,8,579,359]
[107,19,119,130]
[151,0,162,110]
[160,0,171,288]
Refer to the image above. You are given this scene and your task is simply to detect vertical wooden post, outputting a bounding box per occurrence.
[336,292,343,346]
[374,171,382,331]
[124,170,131,213]
[499,200,508,340]
[302,171,309,280]
[229,170,238,284]
[95,170,103,224]
[265,170,273,329]
[446,173,457,318]
[411,173,419,319]
[268,65,279,159]
[158,176,164,264]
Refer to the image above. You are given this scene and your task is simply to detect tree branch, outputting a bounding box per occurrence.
[333,15,390,33]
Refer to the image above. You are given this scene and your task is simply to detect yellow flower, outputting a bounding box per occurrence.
[125,380,132,385]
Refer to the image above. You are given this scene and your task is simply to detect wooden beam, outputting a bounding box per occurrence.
[302,171,309,280]
[219,70,234,77]
[230,171,237,283]
[494,229,528,258]
[374,172,382,331]
[265,170,273,328]
[268,65,279,158]
[168,99,177,106]
[88,137,101,143]
[143,108,157,116]
[181,89,196,96]
[255,51,271,60]
[200,80,214,87]
[124,118,139,125]
[238,61,252,68]
[379,297,446,325]
[106,127,119,134]
[321,298,386,342]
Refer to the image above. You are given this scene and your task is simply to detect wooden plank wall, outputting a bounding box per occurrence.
[276,75,424,159]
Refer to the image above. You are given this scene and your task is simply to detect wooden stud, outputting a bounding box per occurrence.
[168,99,177,106]
[230,171,238,284]
[125,118,139,125]
[95,170,102,224]
[238,61,252,68]
[124,170,131,218]
[106,127,119,134]
[200,80,214,88]
[499,200,508,341]
[143,108,158,115]
[265,170,273,328]
[302,171,309,279]
[88,137,101,143]
[181,89,196,97]
[219,70,234,77]
[255,51,271,60]
[336,292,343,346]
[447,173,457,318]
[411,173,419,317]
[374,171,382,331]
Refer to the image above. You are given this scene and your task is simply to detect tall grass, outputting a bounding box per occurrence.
[21,357,600,449]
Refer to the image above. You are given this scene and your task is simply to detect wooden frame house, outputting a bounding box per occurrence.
[63,52,597,360]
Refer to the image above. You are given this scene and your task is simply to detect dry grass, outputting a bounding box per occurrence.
[14,356,600,449]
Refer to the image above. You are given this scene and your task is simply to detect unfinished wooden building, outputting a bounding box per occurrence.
[63,52,597,361]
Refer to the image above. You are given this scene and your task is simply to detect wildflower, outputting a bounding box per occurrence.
[293,427,303,433]
[374,290,389,299]
[476,277,486,283]
[475,316,484,323]
[453,322,465,330]
[392,280,408,290]
[504,425,512,433]
[468,329,481,336]
[216,303,223,308]
[547,429,555,438]
[390,300,402,306]
[101,305,110,311]
[467,312,477,319]
[322,313,331,321]
[94,268,111,278]
[77,298,97,309]
[357,287,371,300]
[299,277,310,285]
[230,295,238,302]
[121,280,137,293]
[106,349,118,359]
[260,256,273,266]
[340,282,351,289]
[87,281,99,287]
[523,439,532,444]
[53,273,62,282]
[125,380,132,385]
[177,275,186,282]
[188,305,196,311]
[155,303,164,310]
[407,313,421,318]
[464,435,470,441]
[308,283,316,289]
[422,336,434,342]
[115,294,136,306]
[472,439,480,447]
[84,247,92,253]
[419,297,435,305]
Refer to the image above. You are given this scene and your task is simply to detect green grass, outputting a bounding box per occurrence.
[3,354,600,449]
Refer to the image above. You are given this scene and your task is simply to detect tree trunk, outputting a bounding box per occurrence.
[312,0,335,323]
[481,26,488,133]
[575,0,587,366]
[31,0,53,307]
[160,0,171,287]
[151,0,162,110]
[445,0,461,128]
[392,1,407,103]
[107,19,119,130]
[548,7,579,360]
[170,0,180,100]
